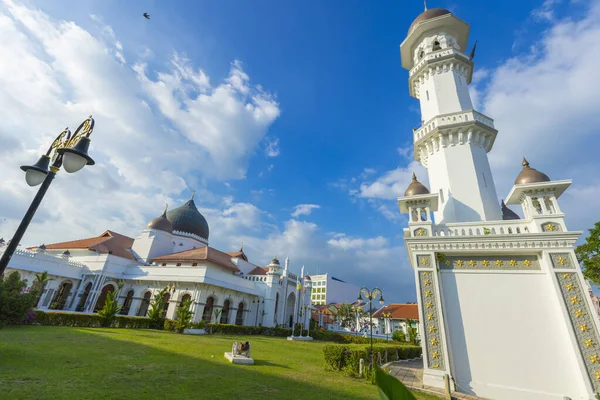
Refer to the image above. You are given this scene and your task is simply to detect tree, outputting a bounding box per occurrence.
[97,283,124,327]
[576,222,600,285]
[337,303,356,328]
[0,272,38,327]
[406,319,420,346]
[147,287,169,329]
[214,308,222,324]
[175,299,194,333]
[33,271,51,307]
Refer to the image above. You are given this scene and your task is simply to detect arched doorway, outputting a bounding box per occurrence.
[76,282,93,311]
[94,284,115,312]
[161,292,171,318]
[202,296,214,322]
[120,290,135,315]
[138,291,151,316]
[235,302,245,326]
[221,299,231,324]
[51,281,73,310]
[286,292,296,328]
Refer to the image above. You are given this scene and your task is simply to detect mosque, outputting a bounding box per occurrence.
[396,6,600,400]
[0,195,309,329]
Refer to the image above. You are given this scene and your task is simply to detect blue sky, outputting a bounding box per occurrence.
[1,0,600,303]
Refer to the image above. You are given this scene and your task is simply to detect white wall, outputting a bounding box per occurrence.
[440,271,587,399]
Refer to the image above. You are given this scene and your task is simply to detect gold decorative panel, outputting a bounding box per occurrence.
[439,255,540,270]
[418,271,445,371]
[417,255,432,269]
[550,253,575,269]
[541,222,562,232]
[414,228,428,237]
[557,273,600,391]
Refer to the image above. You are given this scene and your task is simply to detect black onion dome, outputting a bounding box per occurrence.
[501,200,520,220]
[166,197,210,240]
[147,205,174,233]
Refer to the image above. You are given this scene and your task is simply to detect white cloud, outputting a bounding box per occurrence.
[0,1,279,247]
[327,234,387,251]
[532,0,562,22]
[264,137,280,157]
[357,162,425,200]
[291,204,321,218]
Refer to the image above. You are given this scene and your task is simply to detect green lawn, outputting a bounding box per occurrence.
[0,326,439,400]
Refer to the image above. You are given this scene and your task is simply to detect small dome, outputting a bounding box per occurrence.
[409,8,451,33]
[404,173,430,197]
[501,200,520,220]
[147,205,174,233]
[62,250,71,257]
[270,257,280,266]
[166,195,210,240]
[514,158,550,185]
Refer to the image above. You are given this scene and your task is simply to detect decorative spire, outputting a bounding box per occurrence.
[239,241,244,252]
[424,0,428,11]
[522,157,530,168]
[162,203,168,218]
[190,191,195,201]
[412,172,417,181]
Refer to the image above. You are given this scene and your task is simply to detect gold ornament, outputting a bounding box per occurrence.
[427,313,434,321]
[546,224,555,231]
[566,284,575,291]
[558,256,566,265]
[571,296,580,305]
[424,279,431,286]
[456,260,464,266]
[575,310,584,317]
[420,257,429,265]
[585,339,595,347]
[524,259,531,266]
[496,260,503,266]
[417,229,425,236]
[429,325,436,333]
[469,260,476,266]
[596,371,600,380]
[445,260,451,266]
[425,291,432,297]
[591,355,600,364]
[432,351,440,359]
[563,273,570,279]
[426,301,433,309]
[430,338,437,345]
[509,259,517,266]
[482,260,490,267]
[580,324,589,332]
[433,363,440,369]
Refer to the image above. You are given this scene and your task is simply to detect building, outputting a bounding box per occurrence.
[396,6,600,399]
[308,274,359,305]
[373,303,419,338]
[1,195,313,329]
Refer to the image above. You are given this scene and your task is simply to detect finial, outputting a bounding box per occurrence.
[162,203,168,217]
[190,191,195,201]
[412,172,417,181]
[424,0,428,11]
[501,199,506,207]
[522,157,530,168]
[240,241,244,252]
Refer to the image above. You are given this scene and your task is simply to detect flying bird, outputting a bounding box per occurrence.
[143,13,150,20]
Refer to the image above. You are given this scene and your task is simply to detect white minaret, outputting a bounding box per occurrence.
[400,7,501,224]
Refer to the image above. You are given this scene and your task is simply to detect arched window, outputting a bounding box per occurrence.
[138,291,152,316]
[531,197,543,214]
[202,296,215,322]
[544,196,555,214]
[432,40,441,51]
[180,293,192,307]
[235,302,245,326]
[420,208,428,221]
[94,284,115,312]
[221,299,231,324]
[411,208,419,222]
[161,292,171,318]
[120,290,135,315]
[419,49,425,59]
[51,281,73,310]
[76,282,93,312]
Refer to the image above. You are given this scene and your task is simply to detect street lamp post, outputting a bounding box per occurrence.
[357,287,384,373]
[0,116,96,276]
[253,296,264,326]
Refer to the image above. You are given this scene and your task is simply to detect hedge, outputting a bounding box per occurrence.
[323,344,421,379]
[205,323,292,337]
[32,311,152,329]
[311,328,405,345]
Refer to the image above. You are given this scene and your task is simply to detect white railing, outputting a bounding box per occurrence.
[409,48,470,76]
[432,220,534,237]
[414,110,494,141]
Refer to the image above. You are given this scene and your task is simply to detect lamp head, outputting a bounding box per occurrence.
[21,155,51,186]
[57,136,95,173]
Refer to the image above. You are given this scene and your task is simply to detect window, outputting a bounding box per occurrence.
[544,196,556,214]
[531,197,543,214]
[176,263,182,267]
[235,303,244,325]
[420,208,427,221]
[433,40,441,51]
[161,263,167,266]
[419,50,424,59]
[426,90,429,101]
[192,263,198,266]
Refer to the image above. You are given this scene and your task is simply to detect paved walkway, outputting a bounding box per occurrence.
[384,358,479,400]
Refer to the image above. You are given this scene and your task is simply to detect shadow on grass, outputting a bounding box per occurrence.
[0,326,377,400]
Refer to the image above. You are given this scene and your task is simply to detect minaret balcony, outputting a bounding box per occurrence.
[414,110,494,142]
[425,217,572,238]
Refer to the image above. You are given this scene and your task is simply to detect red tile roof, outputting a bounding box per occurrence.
[151,246,239,272]
[226,251,248,261]
[248,266,268,275]
[34,230,135,260]
[372,303,419,320]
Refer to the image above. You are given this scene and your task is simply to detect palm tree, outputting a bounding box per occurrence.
[33,271,51,307]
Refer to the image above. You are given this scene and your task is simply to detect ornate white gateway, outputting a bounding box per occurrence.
[397,7,600,400]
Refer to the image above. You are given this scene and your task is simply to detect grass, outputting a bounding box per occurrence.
[0,326,439,400]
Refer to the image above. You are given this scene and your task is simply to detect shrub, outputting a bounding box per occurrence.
[147,287,169,330]
[0,271,39,327]
[97,283,124,327]
[175,299,194,333]
[164,319,177,332]
[392,330,406,342]
[323,343,421,379]
[191,320,206,330]
[32,311,152,328]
